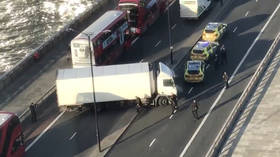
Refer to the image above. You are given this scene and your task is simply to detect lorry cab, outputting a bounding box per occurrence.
[184,60,205,83]
[156,62,177,96]
[179,0,211,19]
[190,41,219,61]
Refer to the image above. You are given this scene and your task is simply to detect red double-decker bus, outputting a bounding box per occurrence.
[0,112,25,157]
[70,10,131,68]
[118,0,168,34]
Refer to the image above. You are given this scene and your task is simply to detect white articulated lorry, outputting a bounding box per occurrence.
[179,0,212,19]
[56,62,177,111]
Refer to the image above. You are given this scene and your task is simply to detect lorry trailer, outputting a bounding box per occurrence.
[56,62,177,111]
[179,0,211,19]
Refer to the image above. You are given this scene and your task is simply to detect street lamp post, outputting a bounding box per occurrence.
[67,28,101,152]
[87,34,102,153]
[167,4,173,65]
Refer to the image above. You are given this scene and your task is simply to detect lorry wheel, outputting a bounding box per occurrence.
[157,96,170,106]
[59,107,67,112]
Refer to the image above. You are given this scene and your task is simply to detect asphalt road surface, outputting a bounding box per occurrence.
[106,0,280,157]
[23,0,280,157]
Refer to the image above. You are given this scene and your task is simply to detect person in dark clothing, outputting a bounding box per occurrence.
[171,94,178,114]
[29,103,37,122]
[214,53,219,69]
[220,45,227,65]
[136,97,143,112]
[191,99,199,119]
[33,52,40,62]
[222,72,229,89]
[66,44,71,62]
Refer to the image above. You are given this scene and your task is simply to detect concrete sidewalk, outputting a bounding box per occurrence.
[219,47,280,156]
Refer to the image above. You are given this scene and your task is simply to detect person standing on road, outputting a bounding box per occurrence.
[136,97,143,112]
[191,99,199,120]
[222,72,229,89]
[66,44,71,62]
[214,53,219,70]
[171,94,178,114]
[29,103,37,122]
[220,45,227,65]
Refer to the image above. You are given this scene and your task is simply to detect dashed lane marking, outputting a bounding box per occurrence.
[69,132,77,141]
[169,114,174,119]
[188,87,194,95]
[206,64,210,69]
[245,11,249,16]
[154,40,161,47]
[233,27,238,32]
[171,24,177,30]
[149,138,156,147]
[131,37,139,45]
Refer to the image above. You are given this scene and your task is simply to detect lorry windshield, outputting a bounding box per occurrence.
[163,79,174,87]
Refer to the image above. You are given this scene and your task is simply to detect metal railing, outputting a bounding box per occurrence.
[206,31,280,157]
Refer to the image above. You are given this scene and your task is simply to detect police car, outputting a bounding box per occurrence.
[190,41,219,61]
[184,60,205,83]
[202,22,227,42]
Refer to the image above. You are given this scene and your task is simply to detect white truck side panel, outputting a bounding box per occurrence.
[180,0,198,18]
[179,0,211,18]
[56,63,153,106]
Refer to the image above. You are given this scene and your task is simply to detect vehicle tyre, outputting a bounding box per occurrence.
[157,96,170,106]
[59,106,67,112]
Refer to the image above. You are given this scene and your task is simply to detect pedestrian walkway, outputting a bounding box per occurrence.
[219,47,280,157]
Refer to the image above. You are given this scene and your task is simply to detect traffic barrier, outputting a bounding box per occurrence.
[0,0,111,91]
[206,32,280,157]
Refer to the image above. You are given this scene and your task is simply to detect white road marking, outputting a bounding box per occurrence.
[154,40,161,47]
[171,24,177,30]
[256,0,258,2]
[69,132,77,141]
[179,3,280,157]
[169,114,174,119]
[131,37,139,45]
[167,0,176,11]
[206,31,280,157]
[245,11,249,16]
[26,111,65,151]
[206,64,210,69]
[149,138,156,147]
[187,87,194,95]
[182,83,221,104]
[233,27,238,32]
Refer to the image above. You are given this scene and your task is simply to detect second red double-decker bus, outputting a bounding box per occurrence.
[118,0,169,35]
[70,10,131,68]
[0,112,25,157]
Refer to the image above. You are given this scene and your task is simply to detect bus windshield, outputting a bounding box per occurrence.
[119,3,138,27]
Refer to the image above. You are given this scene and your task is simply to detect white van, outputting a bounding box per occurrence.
[179,0,212,19]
